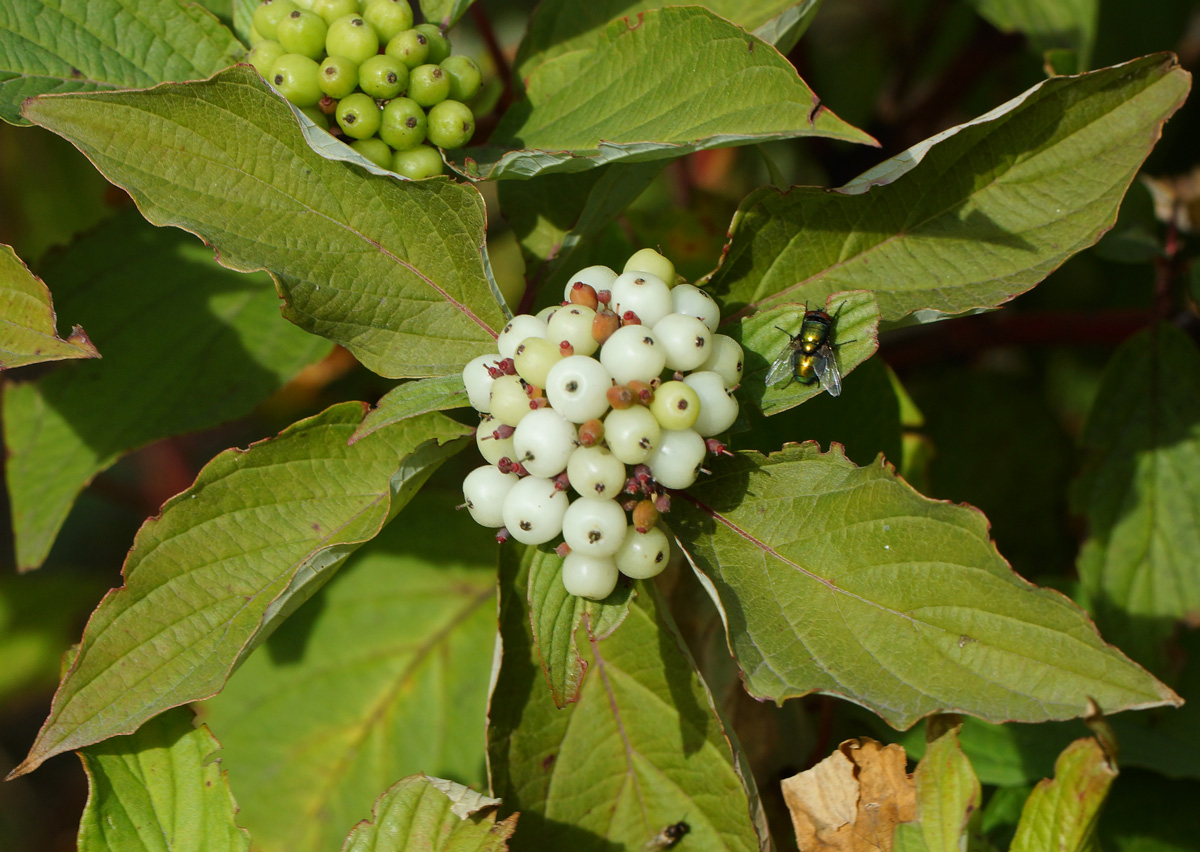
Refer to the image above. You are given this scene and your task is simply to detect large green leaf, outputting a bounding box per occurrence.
[0,0,245,125]
[704,54,1190,322]
[8,404,470,779]
[1009,737,1116,852]
[350,374,470,445]
[0,242,97,368]
[488,543,766,850]
[22,66,505,378]
[1074,325,1200,671]
[4,210,329,572]
[513,1,820,80]
[341,775,517,852]
[77,707,251,852]
[966,0,1096,70]
[669,442,1179,728]
[462,7,874,181]
[200,487,497,852]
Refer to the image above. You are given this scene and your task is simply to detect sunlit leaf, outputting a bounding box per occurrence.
[1009,737,1116,852]
[351,375,470,445]
[9,405,470,778]
[892,725,984,852]
[705,54,1190,322]
[0,242,97,368]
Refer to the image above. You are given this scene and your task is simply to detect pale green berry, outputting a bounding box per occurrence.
[408,63,451,107]
[379,97,426,150]
[351,137,393,168]
[489,374,531,428]
[363,0,414,42]
[624,248,675,286]
[318,54,359,99]
[513,336,563,388]
[326,14,379,63]
[391,144,443,179]
[567,446,626,500]
[358,54,408,99]
[440,55,482,101]
[615,525,671,579]
[646,428,705,489]
[415,23,450,63]
[270,53,323,106]
[649,380,700,431]
[335,92,382,139]
[311,0,359,23]
[476,414,515,465]
[385,28,429,68]
[603,405,660,465]
[426,99,474,148]
[249,39,287,76]
[277,9,328,59]
[546,305,598,357]
[253,0,299,39]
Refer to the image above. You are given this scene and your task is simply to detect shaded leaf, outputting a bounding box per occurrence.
[670,442,1179,728]
[78,706,251,852]
[526,548,633,708]
[1074,324,1200,671]
[462,8,874,181]
[22,66,505,378]
[341,774,516,852]
[891,726,984,852]
[781,738,915,851]
[751,0,822,55]
[0,0,245,125]
[200,486,496,852]
[705,54,1190,322]
[351,374,470,444]
[3,210,329,572]
[418,0,475,30]
[0,242,97,368]
[488,543,766,850]
[1009,737,1116,852]
[10,404,470,778]
[965,0,1096,70]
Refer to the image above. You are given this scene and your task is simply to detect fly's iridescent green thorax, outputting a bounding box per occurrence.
[765,305,846,396]
[798,309,834,352]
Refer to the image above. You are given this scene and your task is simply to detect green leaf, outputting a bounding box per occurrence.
[9,404,470,779]
[965,0,1096,70]
[526,547,634,708]
[351,375,470,445]
[21,66,505,378]
[78,706,251,852]
[0,0,245,126]
[751,0,822,55]
[231,0,254,44]
[1009,737,1116,852]
[1074,325,1200,671]
[341,775,517,852]
[3,210,329,572]
[0,242,98,368]
[733,290,880,416]
[200,486,497,852]
[418,0,475,30]
[462,7,874,181]
[705,54,1191,323]
[488,544,766,850]
[513,1,822,81]
[892,726,984,852]
[670,442,1180,728]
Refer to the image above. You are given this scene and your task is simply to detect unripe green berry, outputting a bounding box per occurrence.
[379,97,427,150]
[624,248,675,287]
[489,374,531,428]
[270,53,323,107]
[357,54,408,99]
[385,28,429,68]
[408,64,451,108]
[248,39,287,76]
[414,23,451,63]
[426,98,475,148]
[364,0,414,42]
[391,144,443,179]
[318,54,359,98]
[335,92,382,139]
[546,305,599,357]
[326,14,379,63]
[299,105,330,129]
[649,380,700,431]
[253,0,299,40]
[311,0,358,24]
[440,55,482,101]
[615,525,671,579]
[513,336,563,388]
[351,137,392,168]
[277,9,328,60]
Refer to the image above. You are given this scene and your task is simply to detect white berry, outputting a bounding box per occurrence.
[682,370,739,437]
[562,265,618,302]
[599,325,667,385]
[652,313,713,372]
[604,405,661,465]
[670,283,720,332]
[462,465,519,528]
[547,305,599,357]
[512,408,578,478]
[615,525,671,579]
[544,355,613,423]
[463,353,501,413]
[700,335,744,387]
[502,476,568,544]
[475,414,515,465]
[566,445,627,499]
[497,314,548,359]
[646,428,706,489]
[562,498,628,557]
[561,552,619,600]
[609,271,672,326]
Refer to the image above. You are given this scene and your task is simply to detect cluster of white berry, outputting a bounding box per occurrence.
[460,249,743,600]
